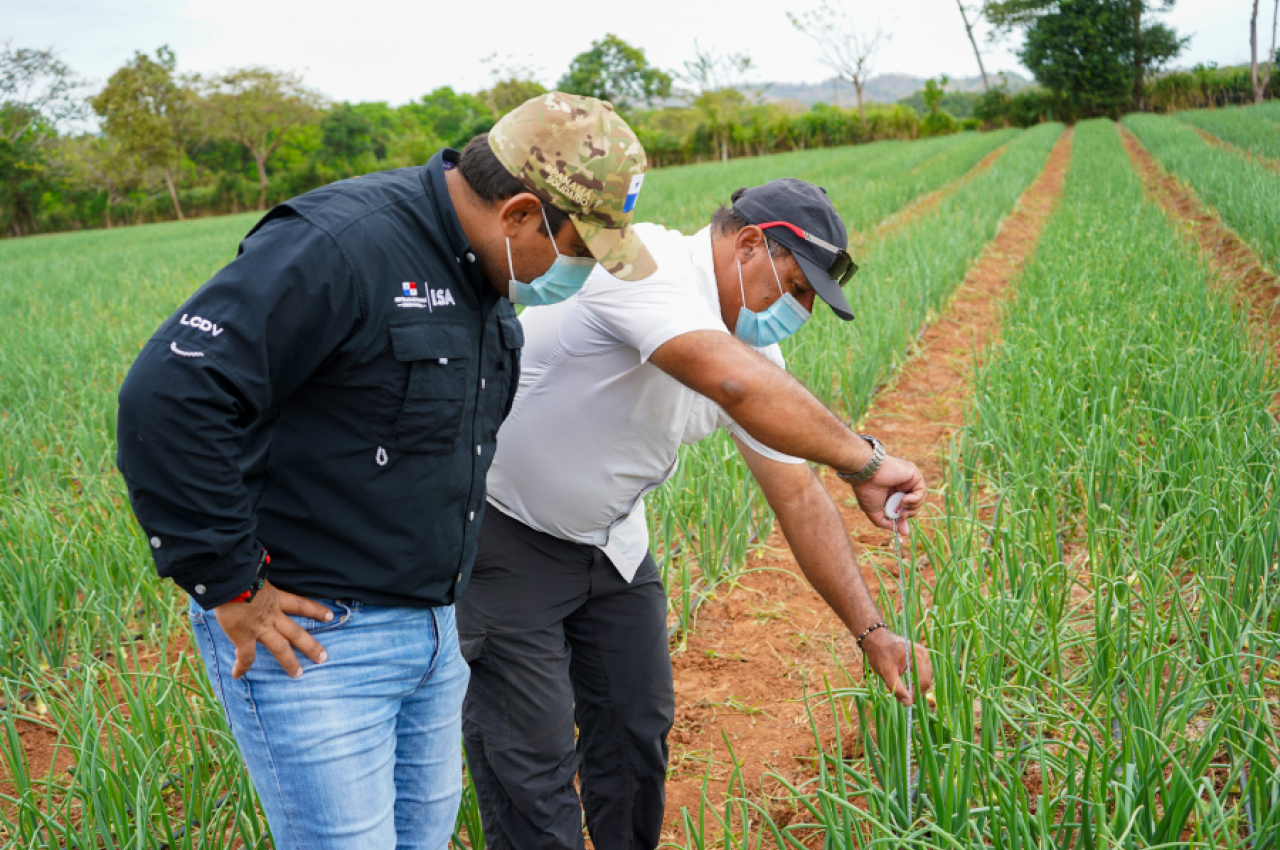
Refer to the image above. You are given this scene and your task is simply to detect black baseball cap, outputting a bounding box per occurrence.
[732,178,857,321]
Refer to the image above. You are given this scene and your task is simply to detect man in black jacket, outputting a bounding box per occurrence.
[116,93,654,849]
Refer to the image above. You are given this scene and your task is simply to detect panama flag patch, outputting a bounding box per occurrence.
[623,173,645,213]
[403,281,418,297]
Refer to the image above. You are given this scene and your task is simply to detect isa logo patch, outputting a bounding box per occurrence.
[623,173,645,213]
[403,281,419,297]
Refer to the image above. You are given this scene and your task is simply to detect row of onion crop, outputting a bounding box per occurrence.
[651,123,1062,637]
[0,130,1024,847]
[1123,112,1280,274]
[642,128,1019,236]
[0,213,271,847]
[1173,103,1280,161]
[673,118,1280,850]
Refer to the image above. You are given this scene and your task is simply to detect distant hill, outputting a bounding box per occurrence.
[758,71,1034,108]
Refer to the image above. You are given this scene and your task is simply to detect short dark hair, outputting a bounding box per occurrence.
[458,134,571,239]
[711,187,789,258]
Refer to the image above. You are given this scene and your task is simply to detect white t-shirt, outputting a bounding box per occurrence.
[485,223,804,581]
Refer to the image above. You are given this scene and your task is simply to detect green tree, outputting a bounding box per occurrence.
[391,86,496,154]
[557,34,672,112]
[201,67,324,209]
[1,41,86,148]
[90,46,196,220]
[678,42,756,162]
[919,76,960,135]
[481,78,548,117]
[989,0,1185,112]
[318,102,376,177]
[53,134,143,228]
[1,42,86,235]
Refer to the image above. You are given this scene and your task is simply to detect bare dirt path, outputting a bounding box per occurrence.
[1119,126,1280,371]
[662,127,1075,840]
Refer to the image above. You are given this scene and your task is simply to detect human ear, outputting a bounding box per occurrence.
[498,192,544,239]
[735,225,765,262]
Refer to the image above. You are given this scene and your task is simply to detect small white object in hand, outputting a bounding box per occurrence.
[885,491,906,520]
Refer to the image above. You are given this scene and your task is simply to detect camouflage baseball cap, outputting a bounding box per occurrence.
[488,92,657,281]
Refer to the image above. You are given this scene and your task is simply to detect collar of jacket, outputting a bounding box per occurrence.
[422,148,494,305]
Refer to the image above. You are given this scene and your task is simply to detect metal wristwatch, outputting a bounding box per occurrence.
[835,435,885,484]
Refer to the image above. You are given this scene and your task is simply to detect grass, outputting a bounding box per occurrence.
[676,119,1280,849]
[1123,112,1280,274]
[1175,104,1280,162]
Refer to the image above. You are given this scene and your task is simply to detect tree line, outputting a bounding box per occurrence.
[2,0,1276,238]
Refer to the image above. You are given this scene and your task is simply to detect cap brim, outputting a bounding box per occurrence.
[572,217,657,281]
[794,251,854,321]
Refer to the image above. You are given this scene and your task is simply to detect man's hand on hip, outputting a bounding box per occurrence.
[213,581,333,679]
[861,628,933,706]
[849,454,927,534]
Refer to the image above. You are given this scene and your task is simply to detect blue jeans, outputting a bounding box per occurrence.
[189,597,470,850]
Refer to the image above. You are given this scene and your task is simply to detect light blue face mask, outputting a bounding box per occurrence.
[733,248,811,347]
[507,207,597,306]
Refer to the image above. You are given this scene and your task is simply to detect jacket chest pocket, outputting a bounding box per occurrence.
[389,323,472,455]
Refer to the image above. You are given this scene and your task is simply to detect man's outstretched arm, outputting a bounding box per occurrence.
[732,436,933,705]
[649,329,926,532]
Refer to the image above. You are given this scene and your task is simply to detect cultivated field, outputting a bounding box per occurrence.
[1,116,1278,848]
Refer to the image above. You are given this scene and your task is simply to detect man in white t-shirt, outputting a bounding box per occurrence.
[456,178,934,850]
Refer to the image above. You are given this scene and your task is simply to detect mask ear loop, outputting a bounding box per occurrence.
[509,204,560,287]
[541,204,562,258]
[736,256,748,312]
[764,241,785,298]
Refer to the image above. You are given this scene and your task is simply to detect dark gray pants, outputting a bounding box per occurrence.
[456,508,675,850]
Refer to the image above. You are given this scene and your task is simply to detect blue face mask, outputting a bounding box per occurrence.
[733,248,811,347]
[507,207,597,306]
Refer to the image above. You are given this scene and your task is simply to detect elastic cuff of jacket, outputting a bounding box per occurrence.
[172,539,261,611]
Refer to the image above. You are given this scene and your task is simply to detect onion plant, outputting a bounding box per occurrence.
[642,129,1018,236]
[1123,112,1280,275]
[673,119,1279,850]
[1174,105,1280,162]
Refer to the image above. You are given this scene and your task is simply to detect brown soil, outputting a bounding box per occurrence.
[1118,126,1280,372]
[662,127,1075,840]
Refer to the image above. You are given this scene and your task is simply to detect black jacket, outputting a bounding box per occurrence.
[117,149,523,610]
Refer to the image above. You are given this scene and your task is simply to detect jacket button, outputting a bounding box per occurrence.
[481,378,486,390]
[149,536,161,549]
[466,252,476,263]
[469,511,475,521]
[194,584,206,595]
[456,571,463,583]
[476,445,482,456]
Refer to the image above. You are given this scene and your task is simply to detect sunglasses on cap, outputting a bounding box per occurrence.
[755,221,859,285]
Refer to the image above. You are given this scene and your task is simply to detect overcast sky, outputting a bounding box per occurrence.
[3,0,1264,107]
